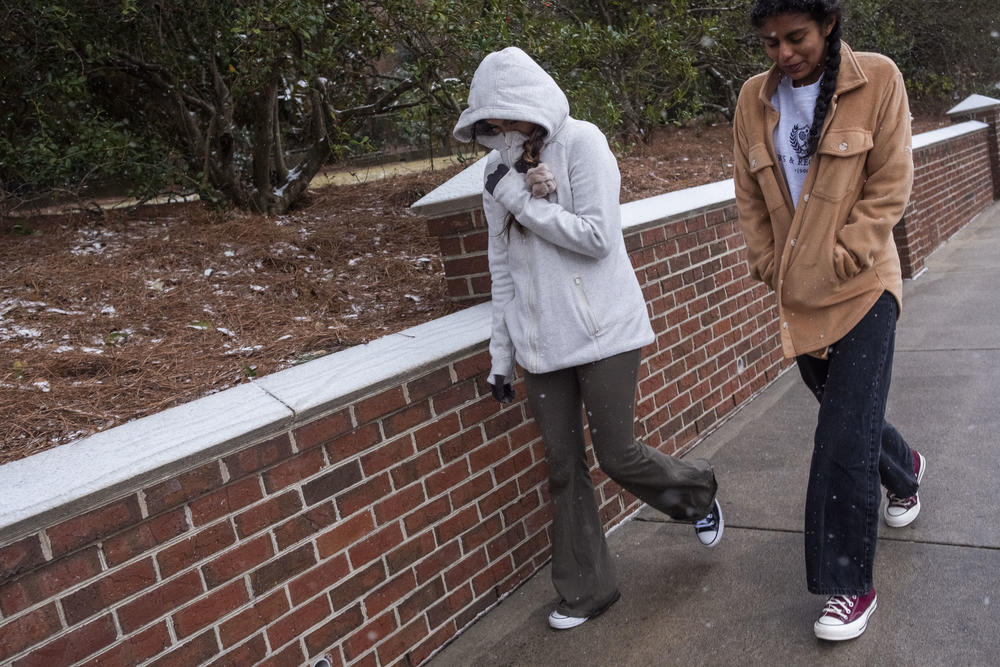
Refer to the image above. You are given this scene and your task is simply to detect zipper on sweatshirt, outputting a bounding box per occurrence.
[572,276,601,336]
[523,234,541,371]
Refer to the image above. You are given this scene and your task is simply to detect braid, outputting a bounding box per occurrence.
[502,125,549,238]
[806,20,841,155]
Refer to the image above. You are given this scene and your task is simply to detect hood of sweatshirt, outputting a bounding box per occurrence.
[452,47,570,145]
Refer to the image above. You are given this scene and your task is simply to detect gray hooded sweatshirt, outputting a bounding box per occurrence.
[453,47,654,379]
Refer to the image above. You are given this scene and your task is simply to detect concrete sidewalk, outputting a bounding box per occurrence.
[428,201,1000,666]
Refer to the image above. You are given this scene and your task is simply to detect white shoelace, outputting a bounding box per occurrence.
[821,595,856,621]
[694,511,716,529]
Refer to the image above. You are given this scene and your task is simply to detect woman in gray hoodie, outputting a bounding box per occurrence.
[453,47,724,630]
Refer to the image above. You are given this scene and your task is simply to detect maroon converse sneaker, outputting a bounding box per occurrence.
[884,450,927,528]
[814,589,878,641]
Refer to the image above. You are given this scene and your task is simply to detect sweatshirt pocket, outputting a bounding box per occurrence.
[812,129,872,202]
[571,275,601,336]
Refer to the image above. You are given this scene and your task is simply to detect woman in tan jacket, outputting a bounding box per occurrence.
[734,0,925,642]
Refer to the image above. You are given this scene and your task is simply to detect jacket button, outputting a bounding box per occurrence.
[782,322,788,329]
[839,142,848,151]
[790,238,796,246]
[751,159,758,167]
[574,277,581,284]
[803,193,810,202]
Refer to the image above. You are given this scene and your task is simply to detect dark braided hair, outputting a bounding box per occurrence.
[472,120,548,237]
[751,0,842,156]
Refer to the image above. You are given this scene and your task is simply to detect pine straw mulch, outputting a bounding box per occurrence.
[0,114,949,464]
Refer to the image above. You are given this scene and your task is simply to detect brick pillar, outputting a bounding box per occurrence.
[424,208,491,305]
[410,159,492,305]
[948,95,1000,200]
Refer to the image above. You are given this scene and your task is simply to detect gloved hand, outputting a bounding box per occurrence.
[485,163,510,196]
[490,374,515,403]
[526,163,556,198]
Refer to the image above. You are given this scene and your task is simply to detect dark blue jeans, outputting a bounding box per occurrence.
[796,292,918,595]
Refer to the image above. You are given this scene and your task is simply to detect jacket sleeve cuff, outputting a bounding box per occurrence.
[491,172,528,217]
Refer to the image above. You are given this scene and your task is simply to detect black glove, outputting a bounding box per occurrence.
[491,374,515,403]
[485,163,510,196]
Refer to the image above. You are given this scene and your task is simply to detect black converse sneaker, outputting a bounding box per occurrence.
[694,498,724,547]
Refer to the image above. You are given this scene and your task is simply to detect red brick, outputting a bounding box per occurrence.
[355,386,406,425]
[434,505,478,544]
[347,522,404,569]
[398,577,446,625]
[376,616,429,665]
[295,409,353,450]
[342,607,392,660]
[14,614,116,667]
[325,423,381,464]
[337,473,392,517]
[287,553,350,607]
[440,428,484,464]
[173,578,249,638]
[415,540,461,585]
[0,535,46,584]
[406,367,454,403]
[302,461,362,506]
[223,434,294,478]
[201,534,274,589]
[219,589,289,648]
[306,603,368,658]
[361,434,415,476]
[330,561,387,610]
[403,496,452,536]
[146,630,220,667]
[274,501,339,551]
[117,570,204,633]
[382,401,432,437]
[427,583,473,628]
[483,407,523,441]
[374,483,426,526]
[472,557,515,597]
[449,471,494,509]
[188,476,264,527]
[389,449,442,489]
[425,459,470,498]
[257,642,306,667]
[0,547,102,616]
[385,531,436,575]
[469,436,512,472]
[409,624,455,667]
[78,621,171,667]
[365,569,416,616]
[206,632,267,667]
[143,462,224,514]
[460,515,503,553]
[315,511,375,558]
[157,521,237,578]
[0,604,62,663]
[46,496,142,558]
[412,413,461,452]
[249,543,316,596]
[431,380,478,415]
[62,557,158,625]
[102,509,189,566]
[444,548,488,590]
[266,595,331,649]
[233,490,302,538]
[262,446,326,493]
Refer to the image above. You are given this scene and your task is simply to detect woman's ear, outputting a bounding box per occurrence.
[822,15,837,38]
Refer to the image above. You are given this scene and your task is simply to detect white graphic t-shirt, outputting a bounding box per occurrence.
[771,75,822,208]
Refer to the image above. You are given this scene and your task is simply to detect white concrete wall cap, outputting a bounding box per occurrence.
[254,302,492,417]
[947,94,1000,116]
[913,120,989,150]
[0,383,292,541]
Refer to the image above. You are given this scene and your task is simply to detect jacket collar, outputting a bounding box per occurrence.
[757,42,868,107]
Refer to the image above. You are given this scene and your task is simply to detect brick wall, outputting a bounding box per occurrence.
[894,122,996,277]
[1,107,997,667]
